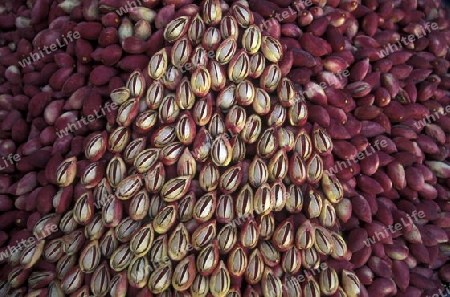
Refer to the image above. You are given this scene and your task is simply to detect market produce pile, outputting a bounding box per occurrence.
[0,0,449,296]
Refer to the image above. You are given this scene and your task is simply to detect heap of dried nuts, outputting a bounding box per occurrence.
[1,2,360,296]
[1,0,450,296]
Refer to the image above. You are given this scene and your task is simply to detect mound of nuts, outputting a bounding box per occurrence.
[1,0,450,296]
